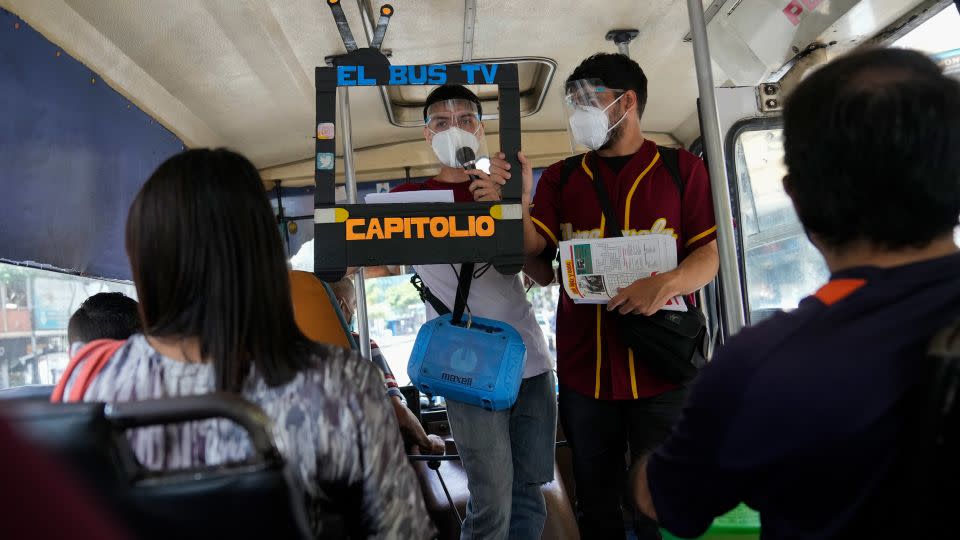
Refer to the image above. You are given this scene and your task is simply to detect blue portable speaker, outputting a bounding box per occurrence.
[407,314,527,411]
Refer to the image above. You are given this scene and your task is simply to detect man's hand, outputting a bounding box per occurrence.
[390,396,445,455]
[467,156,507,201]
[608,272,679,316]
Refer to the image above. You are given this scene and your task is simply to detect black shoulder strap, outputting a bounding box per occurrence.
[558,154,584,191]
[657,145,684,198]
[410,263,475,325]
[411,273,449,316]
[587,154,624,238]
[451,262,474,325]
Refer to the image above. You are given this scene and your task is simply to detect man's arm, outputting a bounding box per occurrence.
[608,240,719,316]
[476,152,556,284]
[631,457,658,521]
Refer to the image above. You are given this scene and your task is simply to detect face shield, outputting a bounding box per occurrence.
[563,78,628,151]
[425,99,490,171]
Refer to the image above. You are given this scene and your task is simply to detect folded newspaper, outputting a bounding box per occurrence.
[558,234,687,312]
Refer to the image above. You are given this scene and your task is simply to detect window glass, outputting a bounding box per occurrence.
[0,264,137,389]
[734,128,829,323]
[893,6,960,55]
[363,272,426,388]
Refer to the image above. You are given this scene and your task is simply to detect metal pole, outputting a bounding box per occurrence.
[340,86,372,359]
[616,42,629,57]
[685,0,746,337]
[462,0,477,62]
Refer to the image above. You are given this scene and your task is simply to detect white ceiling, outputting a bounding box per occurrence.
[4,0,709,169]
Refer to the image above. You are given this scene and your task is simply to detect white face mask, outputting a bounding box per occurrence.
[568,94,627,150]
[430,127,481,168]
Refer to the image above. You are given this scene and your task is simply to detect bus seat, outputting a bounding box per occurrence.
[289,270,356,350]
[0,384,55,400]
[413,457,578,540]
[7,394,318,540]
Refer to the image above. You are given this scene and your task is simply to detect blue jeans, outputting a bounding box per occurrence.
[446,371,558,540]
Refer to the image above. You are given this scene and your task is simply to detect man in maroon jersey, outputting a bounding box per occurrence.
[515,53,720,539]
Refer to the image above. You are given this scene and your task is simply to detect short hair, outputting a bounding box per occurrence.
[567,53,648,119]
[126,148,311,392]
[68,292,142,344]
[784,47,960,250]
[329,277,355,305]
[423,85,483,121]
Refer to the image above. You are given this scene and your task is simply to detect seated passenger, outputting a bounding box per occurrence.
[56,148,435,539]
[329,277,445,455]
[67,292,141,353]
[631,48,960,538]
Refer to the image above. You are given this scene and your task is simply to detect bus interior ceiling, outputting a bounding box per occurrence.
[2,0,937,192]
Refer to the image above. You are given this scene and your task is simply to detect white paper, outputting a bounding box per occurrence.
[558,234,687,311]
[364,190,454,204]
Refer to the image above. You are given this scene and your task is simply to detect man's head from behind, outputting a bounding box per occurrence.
[784,48,960,256]
[330,277,356,327]
[67,292,142,344]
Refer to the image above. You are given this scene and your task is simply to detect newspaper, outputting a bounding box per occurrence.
[558,234,687,311]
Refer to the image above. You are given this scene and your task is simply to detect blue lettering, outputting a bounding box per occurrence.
[337,66,356,86]
[389,65,407,84]
[460,64,481,84]
[356,65,376,85]
[428,65,447,85]
[479,64,498,84]
[409,65,428,85]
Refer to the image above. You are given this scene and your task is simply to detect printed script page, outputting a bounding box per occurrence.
[558,234,687,311]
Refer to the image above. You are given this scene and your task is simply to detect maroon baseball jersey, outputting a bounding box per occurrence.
[531,139,717,400]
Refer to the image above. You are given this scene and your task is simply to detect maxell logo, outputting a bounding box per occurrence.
[441,372,473,386]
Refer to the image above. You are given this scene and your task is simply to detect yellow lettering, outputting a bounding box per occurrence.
[346,219,366,240]
[366,218,384,240]
[450,215,471,238]
[384,217,404,238]
[429,216,449,237]
[410,217,430,238]
[476,216,495,237]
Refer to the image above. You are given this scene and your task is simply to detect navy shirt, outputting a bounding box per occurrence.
[647,252,960,539]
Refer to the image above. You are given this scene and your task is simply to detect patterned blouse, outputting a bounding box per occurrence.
[73,334,435,539]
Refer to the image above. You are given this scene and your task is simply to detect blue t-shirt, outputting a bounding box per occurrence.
[647,252,960,539]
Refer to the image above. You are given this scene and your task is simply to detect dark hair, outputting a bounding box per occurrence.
[423,85,483,121]
[126,148,310,392]
[68,292,141,344]
[567,53,648,119]
[784,47,960,250]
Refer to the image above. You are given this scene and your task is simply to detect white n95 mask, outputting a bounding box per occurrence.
[567,93,627,151]
[431,127,482,168]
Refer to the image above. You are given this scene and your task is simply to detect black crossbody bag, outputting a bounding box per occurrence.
[586,152,707,384]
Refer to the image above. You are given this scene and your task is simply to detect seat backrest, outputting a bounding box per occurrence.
[0,384,55,401]
[8,394,317,540]
[289,270,356,350]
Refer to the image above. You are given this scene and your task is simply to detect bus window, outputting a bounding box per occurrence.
[733,128,829,324]
[363,272,427,387]
[893,5,960,56]
[0,263,137,390]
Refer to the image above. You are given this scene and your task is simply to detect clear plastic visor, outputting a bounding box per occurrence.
[425,99,489,170]
[425,99,482,134]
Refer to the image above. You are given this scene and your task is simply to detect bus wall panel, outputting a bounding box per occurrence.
[0,9,184,280]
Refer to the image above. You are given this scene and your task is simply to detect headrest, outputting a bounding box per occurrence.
[289,270,353,350]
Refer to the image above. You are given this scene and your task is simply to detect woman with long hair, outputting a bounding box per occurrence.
[59,148,434,539]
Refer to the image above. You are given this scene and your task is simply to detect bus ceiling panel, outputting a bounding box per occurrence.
[701,0,927,86]
[6,0,712,170]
